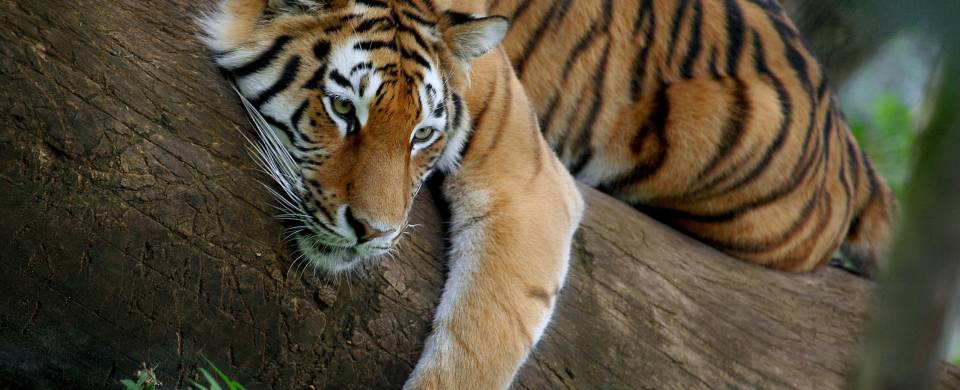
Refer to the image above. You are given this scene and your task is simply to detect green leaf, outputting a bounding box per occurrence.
[198,367,223,390]
[200,356,246,390]
[186,377,209,390]
[120,379,141,390]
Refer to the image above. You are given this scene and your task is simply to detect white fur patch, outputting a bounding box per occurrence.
[405,183,491,387]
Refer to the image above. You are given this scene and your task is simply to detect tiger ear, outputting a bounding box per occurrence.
[441,12,509,61]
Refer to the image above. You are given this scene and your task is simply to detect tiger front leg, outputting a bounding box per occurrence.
[404,159,584,389]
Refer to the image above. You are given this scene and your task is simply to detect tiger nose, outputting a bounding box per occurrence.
[344,207,395,244]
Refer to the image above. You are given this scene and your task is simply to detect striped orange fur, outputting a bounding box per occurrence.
[492,0,896,274]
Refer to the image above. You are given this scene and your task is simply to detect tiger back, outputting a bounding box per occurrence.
[491,0,897,274]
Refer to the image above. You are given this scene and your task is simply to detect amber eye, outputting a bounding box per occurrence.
[412,127,436,143]
[332,98,354,116]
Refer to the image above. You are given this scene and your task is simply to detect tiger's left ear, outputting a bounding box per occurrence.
[441,12,509,61]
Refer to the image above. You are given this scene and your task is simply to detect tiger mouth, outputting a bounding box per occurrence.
[293,231,391,273]
[310,241,359,258]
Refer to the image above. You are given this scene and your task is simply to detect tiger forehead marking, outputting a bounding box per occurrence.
[216,2,449,144]
[321,35,447,137]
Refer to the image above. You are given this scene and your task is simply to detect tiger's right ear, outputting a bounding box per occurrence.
[440,12,509,61]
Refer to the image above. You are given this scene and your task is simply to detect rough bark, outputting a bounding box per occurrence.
[0,1,957,389]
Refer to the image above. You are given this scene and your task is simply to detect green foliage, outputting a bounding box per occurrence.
[119,357,246,390]
[119,365,159,390]
[188,356,247,390]
[848,93,916,198]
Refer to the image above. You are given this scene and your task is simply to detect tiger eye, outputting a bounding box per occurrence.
[332,98,353,115]
[413,127,435,142]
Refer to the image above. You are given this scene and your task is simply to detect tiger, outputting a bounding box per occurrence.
[199,0,895,388]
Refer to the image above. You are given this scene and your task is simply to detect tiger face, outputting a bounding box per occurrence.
[201,0,507,272]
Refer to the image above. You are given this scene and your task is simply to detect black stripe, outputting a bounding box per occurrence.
[630,1,656,101]
[263,113,323,152]
[401,48,431,68]
[324,15,360,34]
[301,42,331,90]
[816,74,830,100]
[633,0,653,34]
[402,10,435,26]
[679,0,704,79]
[227,36,293,78]
[508,0,535,24]
[539,96,561,140]
[713,32,791,191]
[450,93,463,130]
[399,25,432,54]
[696,78,749,180]
[302,64,327,90]
[569,40,611,176]
[745,0,782,13]
[401,0,429,14]
[707,48,720,78]
[329,70,351,89]
[653,185,821,254]
[375,64,399,74]
[445,11,477,25]
[837,127,853,201]
[354,40,397,51]
[302,194,336,227]
[355,16,392,33]
[846,134,861,192]
[514,0,573,76]
[723,0,745,75]
[683,30,790,198]
[252,55,302,107]
[670,89,830,226]
[598,86,670,192]
[666,117,824,224]
[356,0,388,7]
[263,114,298,143]
[290,100,309,131]
[313,41,330,60]
[783,39,811,92]
[478,61,514,165]
[461,68,501,159]
[561,23,600,79]
[664,0,691,67]
[350,62,373,75]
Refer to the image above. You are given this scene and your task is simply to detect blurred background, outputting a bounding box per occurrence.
[838,33,959,366]
[780,0,958,366]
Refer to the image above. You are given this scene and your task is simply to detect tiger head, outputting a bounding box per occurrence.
[200,0,507,272]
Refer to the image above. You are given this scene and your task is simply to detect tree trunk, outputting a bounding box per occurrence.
[0,1,957,389]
